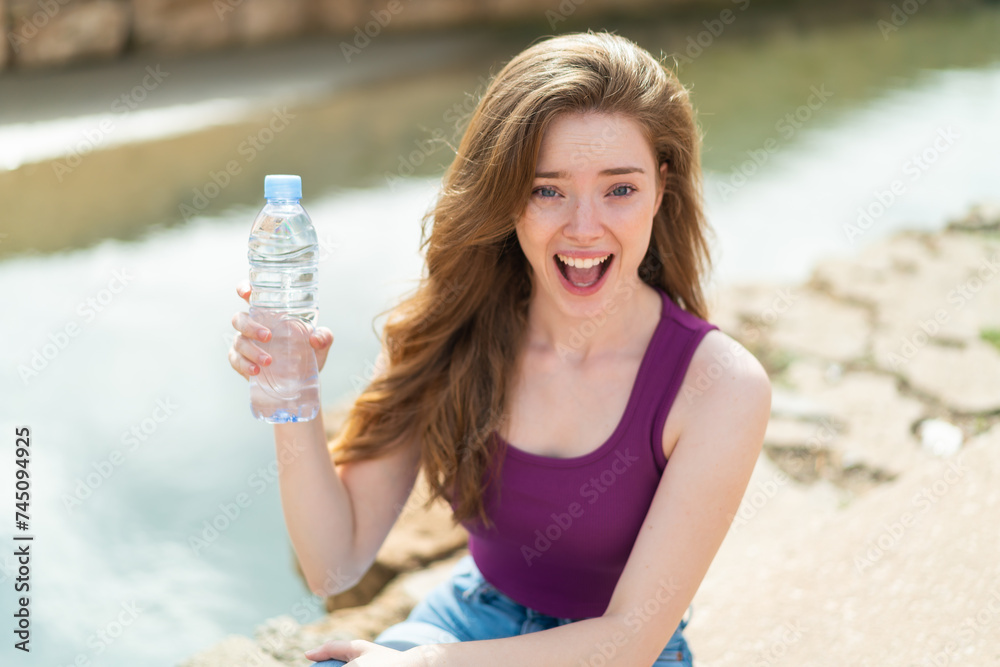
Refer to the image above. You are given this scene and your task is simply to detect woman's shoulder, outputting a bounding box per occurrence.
[681,327,771,414]
[658,325,770,462]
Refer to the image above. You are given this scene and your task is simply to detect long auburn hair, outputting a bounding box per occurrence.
[330,31,713,529]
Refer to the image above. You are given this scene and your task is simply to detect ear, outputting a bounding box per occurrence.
[654,161,668,211]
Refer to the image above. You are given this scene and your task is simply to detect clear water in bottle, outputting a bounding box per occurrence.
[247,174,321,423]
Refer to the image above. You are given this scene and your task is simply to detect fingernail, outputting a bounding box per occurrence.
[259,354,270,366]
[250,364,258,374]
[259,329,269,341]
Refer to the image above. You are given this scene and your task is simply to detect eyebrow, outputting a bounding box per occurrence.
[534,166,646,178]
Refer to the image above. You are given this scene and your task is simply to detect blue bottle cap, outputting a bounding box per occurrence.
[264,174,302,199]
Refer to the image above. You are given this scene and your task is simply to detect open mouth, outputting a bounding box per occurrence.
[554,253,613,288]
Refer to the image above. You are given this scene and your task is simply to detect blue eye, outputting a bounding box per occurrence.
[535,186,558,198]
[611,185,635,197]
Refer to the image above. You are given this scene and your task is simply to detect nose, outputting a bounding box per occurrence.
[563,195,604,243]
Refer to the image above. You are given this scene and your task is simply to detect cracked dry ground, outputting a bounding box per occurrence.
[183,221,1000,667]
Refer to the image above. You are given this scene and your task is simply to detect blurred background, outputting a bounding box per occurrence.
[0,0,998,664]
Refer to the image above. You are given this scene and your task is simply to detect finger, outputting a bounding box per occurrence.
[233,333,271,369]
[310,328,333,349]
[228,346,258,380]
[236,281,251,303]
[303,639,356,662]
[232,311,270,342]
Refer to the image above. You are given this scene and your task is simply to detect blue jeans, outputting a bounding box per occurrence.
[311,553,693,666]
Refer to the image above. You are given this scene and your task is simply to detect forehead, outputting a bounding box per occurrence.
[536,112,655,172]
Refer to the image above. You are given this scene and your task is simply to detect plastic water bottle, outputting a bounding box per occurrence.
[247,174,321,423]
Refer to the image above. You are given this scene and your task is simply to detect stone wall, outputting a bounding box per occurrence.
[0,0,672,71]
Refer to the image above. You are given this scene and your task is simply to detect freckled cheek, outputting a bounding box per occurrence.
[605,205,650,233]
[516,214,560,266]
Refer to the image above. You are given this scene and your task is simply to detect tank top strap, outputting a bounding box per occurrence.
[644,290,720,473]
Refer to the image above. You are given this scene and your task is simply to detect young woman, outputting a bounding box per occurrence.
[229,31,770,667]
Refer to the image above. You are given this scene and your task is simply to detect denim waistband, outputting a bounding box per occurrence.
[455,553,691,629]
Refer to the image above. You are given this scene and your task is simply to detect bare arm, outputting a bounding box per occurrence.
[273,416,421,597]
[230,282,421,596]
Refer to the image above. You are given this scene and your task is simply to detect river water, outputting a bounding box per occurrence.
[0,6,998,665]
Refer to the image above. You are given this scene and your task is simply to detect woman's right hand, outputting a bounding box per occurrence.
[228,281,335,381]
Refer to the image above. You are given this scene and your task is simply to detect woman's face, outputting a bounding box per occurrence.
[515,111,666,316]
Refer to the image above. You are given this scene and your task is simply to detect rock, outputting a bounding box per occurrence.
[769,387,835,423]
[688,424,1000,665]
[310,0,366,33]
[0,0,8,70]
[252,615,325,666]
[761,416,842,486]
[133,0,235,52]
[766,289,871,363]
[764,417,829,450]
[7,0,130,68]
[706,281,796,344]
[183,553,467,665]
[784,363,926,476]
[307,551,468,642]
[810,231,930,306]
[898,339,1000,414]
[947,201,1000,232]
[811,231,1000,363]
[484,0,547,21]
[178,635,287,667]
[322,560,397,612]
[232,0,309,46]
[386,0,484,30]
[917,418,964,457]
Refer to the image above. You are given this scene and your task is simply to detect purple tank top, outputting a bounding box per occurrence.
[460,286,719,619]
